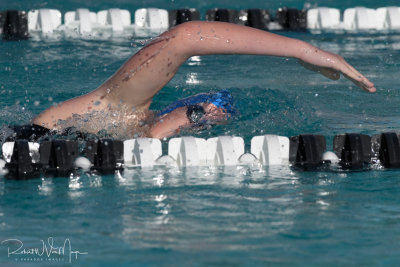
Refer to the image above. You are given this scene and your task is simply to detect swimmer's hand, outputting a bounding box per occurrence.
[297,48,376,93]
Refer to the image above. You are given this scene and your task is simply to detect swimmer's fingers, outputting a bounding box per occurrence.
[298,60,340,80]
[342,72,376,92]
[299,58,376,92]
[335,57,376,93]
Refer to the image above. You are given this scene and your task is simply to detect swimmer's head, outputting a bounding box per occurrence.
[151,90,236,138]
[206,89,236,116]
[185,102,230,126]
[159,89,236,117]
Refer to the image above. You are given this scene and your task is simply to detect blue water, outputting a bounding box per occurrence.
[1,0,400,265]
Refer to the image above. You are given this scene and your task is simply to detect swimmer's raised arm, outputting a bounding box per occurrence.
[99,21,374,107]
[32,21,375,128]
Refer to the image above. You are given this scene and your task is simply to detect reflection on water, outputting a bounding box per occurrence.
[113,164,305,251]
[185,72,201,84]
[38,178,54,196]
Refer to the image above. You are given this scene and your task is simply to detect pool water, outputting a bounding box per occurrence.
[1,0,400,266]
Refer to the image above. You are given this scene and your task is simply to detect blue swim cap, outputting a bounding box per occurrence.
[159,89,236,117]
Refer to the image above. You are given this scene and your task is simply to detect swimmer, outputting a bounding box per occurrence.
[19,21,375,140]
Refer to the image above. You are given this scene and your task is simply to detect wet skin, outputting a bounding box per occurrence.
[31,21,375,139]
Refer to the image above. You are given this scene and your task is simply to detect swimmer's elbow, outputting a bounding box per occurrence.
[165,21,209,56]
[171,21,202,36]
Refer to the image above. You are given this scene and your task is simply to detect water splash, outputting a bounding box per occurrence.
[0,104,34,125]
[55,105,153,139]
